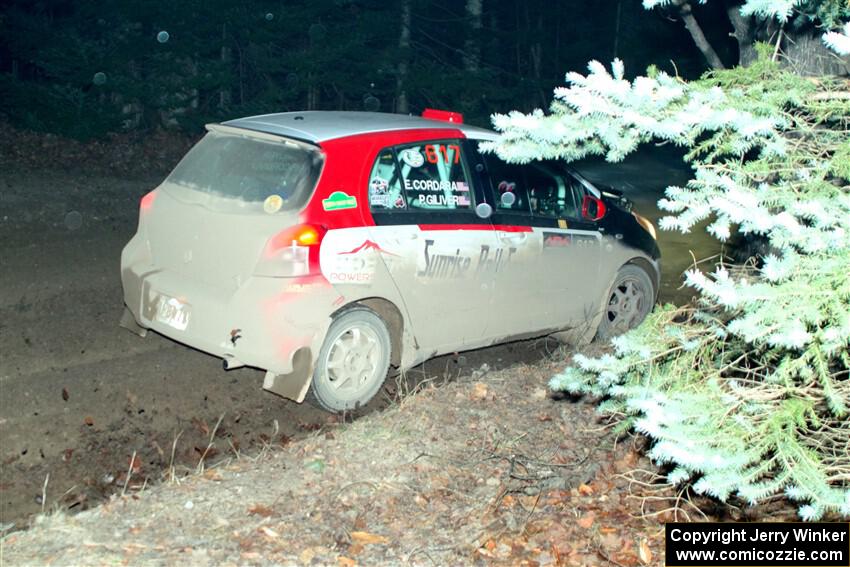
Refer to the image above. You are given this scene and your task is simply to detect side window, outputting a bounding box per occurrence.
[368,149,406,211]
[481,154,531,213]
[398,142,473,210]
[525,163,581,220]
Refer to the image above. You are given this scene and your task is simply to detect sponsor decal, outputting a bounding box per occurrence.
[322,191,358,211]
[339,240,398,257]
[543,232,572,247]
[369,178,394,208]
[400,148,425,168]
[263,194,284,214]
[403,179,469,193]
[394,195,406,209]
[424,144,460,164]
[369,177,389,194]
[417,193,471,207]
[418,240,515,279]
[543,231,598,249]
[283,282,326,294]
[370,194,391,208]
[324,239,397,285]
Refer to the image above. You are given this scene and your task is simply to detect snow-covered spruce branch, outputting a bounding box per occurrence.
[493,55,849,519]
[823,22,850,55]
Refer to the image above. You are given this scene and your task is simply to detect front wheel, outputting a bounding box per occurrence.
[309,308,392,413]
[596,265,654,340]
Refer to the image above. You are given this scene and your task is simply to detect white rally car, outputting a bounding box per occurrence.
[120,109,660,412]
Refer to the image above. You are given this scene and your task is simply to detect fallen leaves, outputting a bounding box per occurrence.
[470,382,489,401]
[258,526,279,539]
[639,537,653,565]
[62,388,69,401]
[191,417,210,437]
[349,531,388,545]
[128,454,142,474]
[577,511,596,529]
[83,416,94,427]
[247,504,275,518]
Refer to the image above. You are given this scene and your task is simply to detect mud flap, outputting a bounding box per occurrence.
[119,306,148,337]
[263,347,313,402]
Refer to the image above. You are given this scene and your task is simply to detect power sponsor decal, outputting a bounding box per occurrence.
[321,236,397,285]
[340,240,398,257]
[322,191,358,211]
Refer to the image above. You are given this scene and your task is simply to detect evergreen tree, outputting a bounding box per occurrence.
[485,1,850,519]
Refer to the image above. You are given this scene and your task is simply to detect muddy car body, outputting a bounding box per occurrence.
[121,110,660,411]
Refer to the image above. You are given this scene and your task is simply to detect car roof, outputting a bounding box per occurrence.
[221,111,496,144]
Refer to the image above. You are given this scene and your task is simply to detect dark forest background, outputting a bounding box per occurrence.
[0,0,725,139]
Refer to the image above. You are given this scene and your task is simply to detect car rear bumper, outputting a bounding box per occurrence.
[121,236,337,400]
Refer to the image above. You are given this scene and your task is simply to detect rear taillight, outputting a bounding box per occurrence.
[254,223,326,277]
[140,190,157,211]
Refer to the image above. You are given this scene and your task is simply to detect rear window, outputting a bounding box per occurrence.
[368,141,473,213]
[164,130,323,212]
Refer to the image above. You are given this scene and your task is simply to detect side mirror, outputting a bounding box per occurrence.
[475,202,493,219]
[581,195,607,222]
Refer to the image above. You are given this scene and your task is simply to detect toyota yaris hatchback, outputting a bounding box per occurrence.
[120,109,660,412]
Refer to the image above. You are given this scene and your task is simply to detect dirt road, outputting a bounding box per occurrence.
[0,147,711,532]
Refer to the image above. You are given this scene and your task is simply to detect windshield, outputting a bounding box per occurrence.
[164,130,323,212]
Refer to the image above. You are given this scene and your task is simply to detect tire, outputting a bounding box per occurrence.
[309,307,392,413]
[596,264,655,340]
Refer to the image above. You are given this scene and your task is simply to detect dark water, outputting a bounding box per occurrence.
[574,146,719,305]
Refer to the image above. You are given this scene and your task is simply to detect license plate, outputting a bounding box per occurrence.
[155,295,191,331]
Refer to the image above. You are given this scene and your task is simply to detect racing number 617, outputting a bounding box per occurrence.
[425,144,460,164]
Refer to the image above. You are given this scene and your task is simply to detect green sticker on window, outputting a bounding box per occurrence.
[322,191,358,211]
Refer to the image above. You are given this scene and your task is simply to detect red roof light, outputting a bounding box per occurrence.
[422,108,464,124]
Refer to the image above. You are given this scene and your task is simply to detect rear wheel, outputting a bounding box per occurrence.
[596,265,654,340]
[309,308,392,413]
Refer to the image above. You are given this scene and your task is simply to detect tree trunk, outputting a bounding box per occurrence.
[219,23,231,108]
[675,0,726,69]
[396,0,411,114]
[613,0,622,59]
[781,31,850,76]
[463,0,482,72]
[726,5,758,67]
